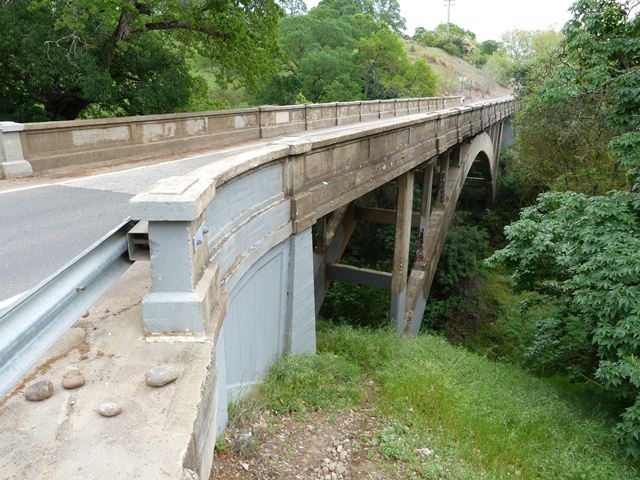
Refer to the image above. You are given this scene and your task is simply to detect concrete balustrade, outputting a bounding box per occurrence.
[0,96,463,179]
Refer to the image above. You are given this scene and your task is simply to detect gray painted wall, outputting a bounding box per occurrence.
[203,163,316,434]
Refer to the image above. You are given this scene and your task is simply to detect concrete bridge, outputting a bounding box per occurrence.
[0,95,514,479]
[129,96,514,476]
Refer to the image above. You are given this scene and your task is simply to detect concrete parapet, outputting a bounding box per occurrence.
[3,96,463,177]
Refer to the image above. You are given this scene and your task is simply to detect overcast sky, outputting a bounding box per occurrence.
[305,0,576,41]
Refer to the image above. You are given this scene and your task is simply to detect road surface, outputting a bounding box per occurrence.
[0,118,403,307]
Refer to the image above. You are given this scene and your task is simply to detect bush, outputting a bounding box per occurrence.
[488,190,640,457]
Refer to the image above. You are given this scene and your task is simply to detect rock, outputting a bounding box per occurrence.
[335,462,346,475]
[62,370,85,389]
[336,444,343,453]
[339,451,347,461]
[322,467,329,475]
[414,447,434,457]
[145,364,179,387]
[331,473,337,480]
[328,462,336,472]
[98,402,122,417]
[240,462,249,471]
[24,381,54,401]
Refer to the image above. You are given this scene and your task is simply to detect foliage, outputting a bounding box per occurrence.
[513,0,640,194]
[432,223,489,296]
[475,29,562,87]
[256,4,435,104]
[0,0,282,121]
[413,23,477,60]
[487,190,640,457]
[316,0,405,33]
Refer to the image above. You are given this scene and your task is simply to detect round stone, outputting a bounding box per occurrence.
[62,370,85,389]
[145,364,179,387]
[98,402,122,417]
[24,381,54,401]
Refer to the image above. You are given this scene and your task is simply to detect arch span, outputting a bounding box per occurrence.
[401,131,498,334]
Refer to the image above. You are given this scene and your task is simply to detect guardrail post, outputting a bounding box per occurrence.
[0,122,32,179]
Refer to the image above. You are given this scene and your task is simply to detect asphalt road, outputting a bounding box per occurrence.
[0,142,264,305]
[0,116,410,306]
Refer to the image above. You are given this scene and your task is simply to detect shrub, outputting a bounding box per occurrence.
[487,190,640,457]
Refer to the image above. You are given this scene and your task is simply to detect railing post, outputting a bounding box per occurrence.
[130,176,218,336]
[0,122,32,179]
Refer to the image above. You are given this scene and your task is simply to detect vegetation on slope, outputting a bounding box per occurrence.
[218,323,638,479]
[405,43,510,101]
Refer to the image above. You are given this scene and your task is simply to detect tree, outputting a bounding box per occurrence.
[256,4,435,104]
[279,0,308,15]
[493,0,640,457]
[487,191,640,458]
[316,0,405,33]
[412,23,478,59]
[0,0,282,121]
[479,39,500,57]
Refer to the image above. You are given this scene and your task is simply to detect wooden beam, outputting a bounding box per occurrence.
[354,206,421,228]
[326,263,392,290]
[391,171,414,332]
[324,204,350,249]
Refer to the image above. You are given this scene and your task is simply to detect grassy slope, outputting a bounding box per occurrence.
[406,42,511,101]
[240,323,638,479]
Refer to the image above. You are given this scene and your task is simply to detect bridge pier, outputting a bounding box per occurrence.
[390,171,414,332]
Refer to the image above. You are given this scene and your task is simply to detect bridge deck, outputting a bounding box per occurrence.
[0,112,459,306]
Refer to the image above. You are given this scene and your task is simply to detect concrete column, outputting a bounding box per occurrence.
[287,228,317,354]
[391,171,414,332]
[437,153,450,204]
[415,164,434,264]
[0,122,33,179]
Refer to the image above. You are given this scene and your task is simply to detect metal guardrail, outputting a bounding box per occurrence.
[0,220,135,396]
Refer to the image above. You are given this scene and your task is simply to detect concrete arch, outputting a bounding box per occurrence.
[403,131,497,334]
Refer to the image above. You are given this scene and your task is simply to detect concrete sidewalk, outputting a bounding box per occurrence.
[0,263,218,480]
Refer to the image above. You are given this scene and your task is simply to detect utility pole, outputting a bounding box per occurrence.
[444,0,454,37]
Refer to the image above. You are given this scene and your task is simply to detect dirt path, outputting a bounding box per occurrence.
[211,407,391,480]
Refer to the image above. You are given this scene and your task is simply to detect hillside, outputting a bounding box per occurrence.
[406,42,512,102]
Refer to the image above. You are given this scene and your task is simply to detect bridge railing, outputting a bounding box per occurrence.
[0,96,462,178]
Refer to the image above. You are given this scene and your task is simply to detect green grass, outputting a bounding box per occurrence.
[250,322,638,479]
